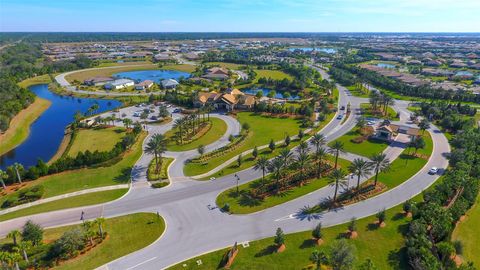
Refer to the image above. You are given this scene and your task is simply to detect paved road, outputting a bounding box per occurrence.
[0,66,449,270]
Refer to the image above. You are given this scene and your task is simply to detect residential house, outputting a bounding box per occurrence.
[194,88,255,111]
[135,80,154,90]
[83,76,115,86]
[161,79,179,89]
[375,123,420,142]
[104,79,135,90]
[202,67,230,80]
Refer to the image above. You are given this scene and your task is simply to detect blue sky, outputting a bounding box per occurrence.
[1,0,479,32]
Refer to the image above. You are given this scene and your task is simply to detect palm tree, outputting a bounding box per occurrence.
[94,217,106,237]
[254,156,270,185]
[173,118,184,144]
[313,147,328,178]
[278,148,293,170]
[268,157,285,193]
[329,169,348,203]
[369,91,380,111]
[310,133,326,154]
[310,249,328,270]
[83,220,96,245]
[0,169,7,190]
[382,95,394,116]
[348,158,373,192]
[197,145,205,156]
[145,134,167,173]
[13,163,22,184]
[369,153,391,186]
[356,117,367,130]
[296,152,311,185]
[15,241,31,263]
[7,230,20,246]
[418,119,430,134]
[296,141,309,155]
[122,118,133,129]
[329,141,345,169]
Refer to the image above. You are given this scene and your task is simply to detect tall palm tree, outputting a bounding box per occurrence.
[310,249,328,270]
[145,134,167,173]
[15,241,31,263]
[348,158,373,192]
[268,157,285,193]
[313,147,328,178]
[329,169,348,203]
[383,95,394,116]
[310,133,326,154]
[254,156,270,185]
[329,141,345,169]
[13,163,22,184]
[122,118,133,129]
[278,148,293,170]
[418,119,430,134]
[83,221,96,245]
[369,153,391,186]
[7,230,20,246]
[0,169,7,190]
[173,118,184,144]
[296,141,309,155]
[94,217,106,237]
[296,152,311,185]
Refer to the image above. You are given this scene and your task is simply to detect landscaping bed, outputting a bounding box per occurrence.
[147,157,173,181]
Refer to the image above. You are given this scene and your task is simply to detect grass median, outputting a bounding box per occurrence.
[0,189,128,222]
[67,127,127,157]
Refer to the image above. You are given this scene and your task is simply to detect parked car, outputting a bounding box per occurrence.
[173,108,182,113]
[428,167,438,175]
[340,106,345,110]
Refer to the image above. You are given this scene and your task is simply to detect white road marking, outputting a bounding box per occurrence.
[126,257,157,270]
[274,214,295,222]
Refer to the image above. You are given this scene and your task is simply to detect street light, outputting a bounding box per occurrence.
[234,174,240,195]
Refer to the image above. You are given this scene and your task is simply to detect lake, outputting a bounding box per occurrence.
[113,70,191,83]
[241,88,300,100]
[0,84,121,169]
[288,47,337,54]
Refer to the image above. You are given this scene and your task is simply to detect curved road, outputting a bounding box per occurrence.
[1,67,449,270]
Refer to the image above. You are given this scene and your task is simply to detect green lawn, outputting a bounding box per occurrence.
[0,132,146,207]
[328,130,390,158]
[0,189,128,222]
[205,62,245,69]
[17,74,53,88]
[165,118,227,152]
[216,156,351,214]
[147,157,173,181]
[376,153,428,189]
[0,213,164,270]
[169,200,415,270]
[452,193,480,267]
[160,64,196,73]
[360,103,399,120]
[254,69,293,82]
[206,112,336,179]
[346,85,369,98]
[65,64,158,83]
[184,113,303,176]
[67,127,126,157]
[0,97,51,156]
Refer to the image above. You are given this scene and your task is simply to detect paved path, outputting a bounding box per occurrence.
[0,66,450,270]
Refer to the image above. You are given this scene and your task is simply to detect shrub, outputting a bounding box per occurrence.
[151,182,169,189]
[22,220,43,246]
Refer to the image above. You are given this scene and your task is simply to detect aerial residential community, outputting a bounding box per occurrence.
[0,1,479,270]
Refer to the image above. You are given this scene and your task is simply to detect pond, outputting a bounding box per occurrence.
[288,47,337,54]
[113,69,191,83]
[377,63,396,69]
[241,88,300,100]
[0,84,122,169]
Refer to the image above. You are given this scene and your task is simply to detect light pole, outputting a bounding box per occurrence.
[234,174,240,195]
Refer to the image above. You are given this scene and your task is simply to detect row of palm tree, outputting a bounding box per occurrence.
[172,112,208,145]
[369,91,395,116]
[145,134,167,173]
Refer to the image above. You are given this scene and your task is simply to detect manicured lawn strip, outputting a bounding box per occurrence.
[183,113,302,176]
[414,132,433,157]
[170,199,416,270]
[18,74,53,88]
[346,85,369,98]
[216,156,351,214]
[0,132,146,207]
[376,153,427,189]
[67,127,126,157]
[0,213,164,270]
[65,64,158,83]
[0,189,128,222]
[328,130,390,158]
[147,158,173,181]
[160,64,196,73]
[360,103,399,120]
[452,193,480,267]
[165,118,227,152]
[0,97,51,156]
[207,112,336,179]
[254,69,293,82]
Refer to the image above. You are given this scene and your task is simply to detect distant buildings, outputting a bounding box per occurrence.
[161,79,179,89]
[194,89,255,111]
[83,76,114,86]
[202,67,230,80]
[135,80,154,90]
